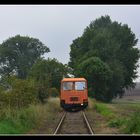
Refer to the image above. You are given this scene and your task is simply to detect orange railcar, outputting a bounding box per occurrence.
[60,78,88,110]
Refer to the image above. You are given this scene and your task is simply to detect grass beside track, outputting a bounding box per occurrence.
[0,97,62,134]
[93,98,140,134]
[1,96,140,134]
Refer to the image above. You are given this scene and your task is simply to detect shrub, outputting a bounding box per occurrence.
[0,76,38,109]
[50,88,59,97]
[108,118,127,128]
[124,112,140,134]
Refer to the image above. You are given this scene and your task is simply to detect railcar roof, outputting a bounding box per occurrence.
[62,78,86,82]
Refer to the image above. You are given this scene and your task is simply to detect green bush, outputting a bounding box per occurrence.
[50,88,59,97]
[0,76,38,109]
[18,107,37,129]
[124,112,140,134]
[108,118,126,128]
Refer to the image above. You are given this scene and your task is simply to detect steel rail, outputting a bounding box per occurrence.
[53,111,66,135]
[82,111,94,135]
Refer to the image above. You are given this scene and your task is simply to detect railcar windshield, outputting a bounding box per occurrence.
[63,82,73,90]
[75,82,86,90]
[62,81,86,91]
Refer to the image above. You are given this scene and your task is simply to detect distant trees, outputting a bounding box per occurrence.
[0,35,50,79]
[75,57,112,102]
[28,58,69,103]
[0,34,70,106]
[0,15,139,104]
[69,15,140,102]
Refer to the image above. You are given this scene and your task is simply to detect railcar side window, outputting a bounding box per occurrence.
[63,82,73,90]
[75,82,86,90]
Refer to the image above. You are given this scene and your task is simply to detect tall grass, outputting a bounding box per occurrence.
[108,111,140,134]
[123,112,140,134]
[94,102,114,118]
[108,118,127,129]
[87,98,96,110]
[0,97,61,134]
[89,99,140,134]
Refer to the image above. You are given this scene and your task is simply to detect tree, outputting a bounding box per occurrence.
[75,57,112,102]
[0,35,50,79]
[69,15,140,102]
[28,58,69,102]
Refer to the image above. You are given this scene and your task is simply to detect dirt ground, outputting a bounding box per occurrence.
[58,111,89,134]
[85,109,120,134]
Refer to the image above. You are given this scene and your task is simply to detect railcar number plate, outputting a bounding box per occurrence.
[70,97,78,101]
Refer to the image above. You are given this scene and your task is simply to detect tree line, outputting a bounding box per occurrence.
[0,15,139,107]
[0,35,70,108]
[69,15,140,102]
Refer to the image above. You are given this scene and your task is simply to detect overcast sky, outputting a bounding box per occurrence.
[0,5,140,82]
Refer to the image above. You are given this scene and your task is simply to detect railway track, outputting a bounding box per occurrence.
[53,110,94,135]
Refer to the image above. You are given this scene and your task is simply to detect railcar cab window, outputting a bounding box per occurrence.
[75,82,86,90]
[63,82,73,90]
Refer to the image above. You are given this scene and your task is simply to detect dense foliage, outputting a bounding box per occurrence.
[69,15,140,102]
[0,35,50,79]
[75,57,112,102]
[28,58,69,102]
[0,76,37,109]
[0,35,70,105]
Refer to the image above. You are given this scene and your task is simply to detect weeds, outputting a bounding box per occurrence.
[94,102,114,118]
[108,118,127,128]
[0,97,60,134]
[87,98,96,110]
[123,112,140,134]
